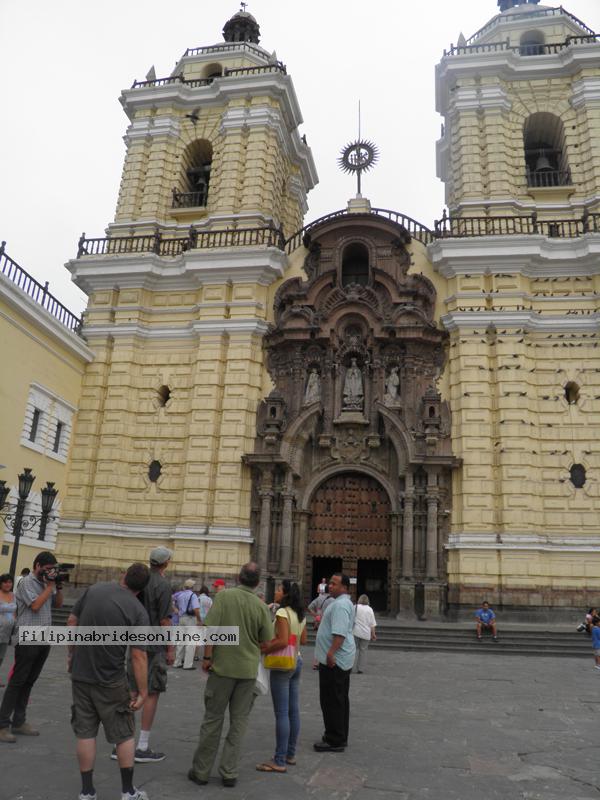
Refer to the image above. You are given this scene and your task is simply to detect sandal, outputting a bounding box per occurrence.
[285,757,296,765]
[256,762,287,773]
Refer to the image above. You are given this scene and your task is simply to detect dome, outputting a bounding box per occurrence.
[497,0,541,11]
[223,10,260,44]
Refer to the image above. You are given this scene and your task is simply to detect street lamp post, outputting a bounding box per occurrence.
[0,468,59,578]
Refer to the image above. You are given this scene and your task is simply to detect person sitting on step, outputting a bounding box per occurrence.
[475,601,498,641]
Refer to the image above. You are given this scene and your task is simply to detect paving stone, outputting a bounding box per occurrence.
[2,647,600,799]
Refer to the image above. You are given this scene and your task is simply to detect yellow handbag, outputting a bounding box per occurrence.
[263,609,298,671]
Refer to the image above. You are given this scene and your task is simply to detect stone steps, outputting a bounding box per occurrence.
[306,625,591,658]
[52,607,591,657]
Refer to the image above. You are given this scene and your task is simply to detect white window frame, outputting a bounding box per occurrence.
[20,383,76,463]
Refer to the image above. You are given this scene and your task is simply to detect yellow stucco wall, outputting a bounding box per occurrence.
[0,285,91,576]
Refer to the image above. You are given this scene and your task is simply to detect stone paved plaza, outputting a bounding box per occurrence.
[1,646,599,800]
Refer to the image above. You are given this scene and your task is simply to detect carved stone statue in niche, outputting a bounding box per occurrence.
[384,366,400,406]
[343,358,364,410]
[303,368,321,405]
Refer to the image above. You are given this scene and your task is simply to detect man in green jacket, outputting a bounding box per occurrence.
[188,562,272,787]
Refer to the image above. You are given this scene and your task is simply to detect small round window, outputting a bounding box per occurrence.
[149,460,162,483]
[570,464,586,489]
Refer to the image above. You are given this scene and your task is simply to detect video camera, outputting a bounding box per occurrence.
[44,563,75,584]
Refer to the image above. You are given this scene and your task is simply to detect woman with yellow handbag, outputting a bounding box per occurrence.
[256,580,307,773]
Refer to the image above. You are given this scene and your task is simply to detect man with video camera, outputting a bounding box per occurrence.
[0,551,63,743]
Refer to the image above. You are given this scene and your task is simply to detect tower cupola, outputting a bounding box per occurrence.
[498,0,541,10]
[223,9,260,44]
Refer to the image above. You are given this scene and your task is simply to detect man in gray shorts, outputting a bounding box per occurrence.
[129,546,174,763]
[68,562,151,800]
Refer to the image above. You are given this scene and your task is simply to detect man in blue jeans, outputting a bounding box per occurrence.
[314,573,356,752]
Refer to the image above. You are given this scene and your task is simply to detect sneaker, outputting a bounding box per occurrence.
[577,623,586,632]
[78,793,97,800]
[594,665,600,670]
[134,747,166,763]
[0,728,17,743]
[121,790,149,800]
[11,723,40,736]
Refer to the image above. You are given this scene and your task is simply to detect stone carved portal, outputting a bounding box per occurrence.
[244,213,460,615]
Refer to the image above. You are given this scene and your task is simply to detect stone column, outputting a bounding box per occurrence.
[426,471,439,579]
[257,470,274,574]
[279,492,295,575]
[390,511,401,613]
[402,473,414,578]
[296,511,310,597]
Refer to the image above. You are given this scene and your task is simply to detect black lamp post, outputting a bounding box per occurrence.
[39,482,58,541]
[0,468,59,579]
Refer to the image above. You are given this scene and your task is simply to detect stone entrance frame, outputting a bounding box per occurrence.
[244,212,461,616]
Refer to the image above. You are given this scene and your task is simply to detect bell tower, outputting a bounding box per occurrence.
[59,11,317,584]
[436,1,600,219]
[112,8,316,239]
[431,3,600,616]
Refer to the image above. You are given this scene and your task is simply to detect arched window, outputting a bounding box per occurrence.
[523,113,571,188]
[341,243,369,287]
[520,30,545,56]
[203,63,223,80]
[172,139,213,208]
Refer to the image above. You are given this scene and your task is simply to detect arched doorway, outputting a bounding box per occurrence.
[305,472,392,611]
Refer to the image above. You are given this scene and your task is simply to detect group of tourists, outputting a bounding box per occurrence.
[0,549,365,800]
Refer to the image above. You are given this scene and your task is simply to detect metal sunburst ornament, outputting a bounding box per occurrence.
[338,139,379,197]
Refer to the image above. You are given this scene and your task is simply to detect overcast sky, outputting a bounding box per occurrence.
[1,0,599,314]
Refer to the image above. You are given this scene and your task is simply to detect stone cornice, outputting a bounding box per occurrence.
[82,318,271,341]
[59,518,252,542]
[441,310,600,333]
[436,46,600,115]
[121,72,302,130]
[428,234,600,277]
[447,531,600,552]
[67,247,288,294]
[0,272,94,363]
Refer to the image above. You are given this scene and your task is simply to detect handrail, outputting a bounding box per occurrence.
[466,6,595,46]
[76,226,285,259]
[445,33,600,58]
[284,208,436,254]
[184,41,267,58]
[433,211,600,238]
[0,242,83,334]
[131,62,286,90]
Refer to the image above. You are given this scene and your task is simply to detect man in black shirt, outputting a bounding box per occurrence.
[68,562,150,800]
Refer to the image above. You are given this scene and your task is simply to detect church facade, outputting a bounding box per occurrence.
[53,1,600,617]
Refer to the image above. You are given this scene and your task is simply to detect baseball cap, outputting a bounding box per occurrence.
[212,578,226,588]
[149,546,173,566]
[183,578,195,589]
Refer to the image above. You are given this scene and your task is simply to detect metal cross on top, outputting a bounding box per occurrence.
[338,101,379,197]
[240,1,248,10]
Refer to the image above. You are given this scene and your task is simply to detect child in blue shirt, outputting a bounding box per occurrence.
[475,601,498,641]
[591,618,600,669]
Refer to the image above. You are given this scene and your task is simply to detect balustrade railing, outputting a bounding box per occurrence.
[445,30,599,58]
[172,189,207,209]
[434,212,600,238]
[466,6,595,46]
[527,169,572,188]
[131,62,286,90]
[0,242,82,334]
[184,41,267,58]
[76,226,285,259]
